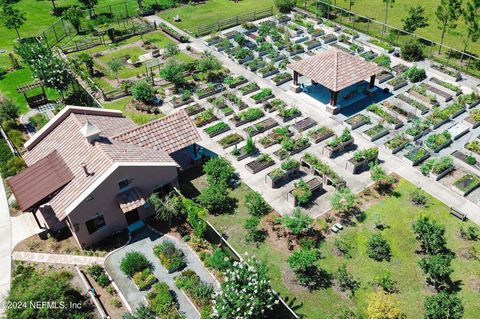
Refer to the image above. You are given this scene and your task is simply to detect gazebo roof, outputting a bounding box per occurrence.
[288,49,383,92]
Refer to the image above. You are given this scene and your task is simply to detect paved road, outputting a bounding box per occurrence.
[0,179,11,314]
[105,227,218,318]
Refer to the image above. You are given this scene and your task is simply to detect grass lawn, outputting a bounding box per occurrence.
[0,67,60,114]
[102,96,163,125]
[185,172,480,319]
[304,0,480,57]
[158,0,275,34]
[96,46,147,79]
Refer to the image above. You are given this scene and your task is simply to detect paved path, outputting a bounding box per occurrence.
[105,227,218,319]
[12,251,105,265]
[10,213,43,250]
[0,180,12,314]
[146,15,480,224]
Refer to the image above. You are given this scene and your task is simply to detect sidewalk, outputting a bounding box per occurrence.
[12,251,105,266]
[0,180,11,314]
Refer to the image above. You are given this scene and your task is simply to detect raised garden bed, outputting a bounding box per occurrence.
[420,156,454,181]
[396,94,429,115]
[384,134,409,154]
[132,268,157,291]
[222,30,239,39]
[360,50,377,61]
[386,75,408,91]
[293,117,317,132]
[258,65,279,78]
[430,77,462,96]
[204,121,230,137]
[452,174,480,196]
[194,109,217,127]
[424,83,453,102]
[392,64,408,74]
[251,88,274,104]
[287,178,322,206]
[363,124,389,141]
[367,103,403,129]
[214,39,233,51]
[239,82,260,95]
[244,117,278,137]
[346,147,379,174]
[404,146,430,166]
[259,126,292,148]
[186,104,204,116]
[406,120,431,141]
[382,101,415,121]
[218,133,243,149]
[309,29,325,38]
[207,96,227,109]
[264,98,286,113]
[425,131,452,153]
[159,23,188,42]
[225,76,248,89]
[458,92,480,109]
[286,45,305,56]
[465,139,480,156]
[265,159,300,188]
[465,109,480,128]
[277,106,301,123]
[368,39,394,53]
[274,137,311,160]
[205,35,221,46]
[301,153,346,189]
[324,135,354,158]
[231,108,264,127]
[245,58,266,72]
[377,70,394,84]
[304,39,322,50]
[171,96,194,108]
[232,144,259,161]
[345,113,370,130]
[307,126,334,143]
[245,154,275,173]
[431,64,462,82]
[195,83,224,100]
[265,52,287,64]
[223,92,248,111]
[408,85,439,107]
[272,72,293,86]
[320,33,338,44]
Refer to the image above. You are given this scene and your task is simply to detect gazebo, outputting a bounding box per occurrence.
[16,80,48,108]
[288,49,382,111]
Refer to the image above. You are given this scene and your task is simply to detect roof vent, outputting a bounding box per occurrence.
[79,119,102,144]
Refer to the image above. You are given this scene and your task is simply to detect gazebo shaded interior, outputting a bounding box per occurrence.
[288,49,383,106]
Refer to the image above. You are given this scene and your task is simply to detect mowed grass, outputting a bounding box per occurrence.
[193,176,480,319]
[102,96,163,125]
[320,0,480,56]
[158,0,275,34]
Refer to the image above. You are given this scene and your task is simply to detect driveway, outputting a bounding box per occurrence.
[105,227,218,318]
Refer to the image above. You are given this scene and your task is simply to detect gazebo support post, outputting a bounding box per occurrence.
[330,90,338,106]
[369,75,376,89]
[290,71,302,93]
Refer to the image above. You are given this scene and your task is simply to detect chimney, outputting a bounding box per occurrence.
[79,119,102,144]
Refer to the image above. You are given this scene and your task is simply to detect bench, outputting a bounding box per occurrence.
[450,207,467,221]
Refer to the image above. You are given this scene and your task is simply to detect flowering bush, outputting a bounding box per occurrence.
[213,255,278,318]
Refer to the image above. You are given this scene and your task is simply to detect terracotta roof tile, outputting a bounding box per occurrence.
[288,49,383,92]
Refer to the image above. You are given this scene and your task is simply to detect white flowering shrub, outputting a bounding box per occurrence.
[213,255,278,319]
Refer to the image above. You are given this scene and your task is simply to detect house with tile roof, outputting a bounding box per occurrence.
[7,106,202,247]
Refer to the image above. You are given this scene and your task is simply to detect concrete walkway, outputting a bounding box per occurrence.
[0,180,12,314]
[10,213,43,249]
[12,251,105,266]
[145,15,480,225]
[105,227,218,319]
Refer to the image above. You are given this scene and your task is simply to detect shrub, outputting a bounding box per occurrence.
[87,264,104,280]
[245,192,271,217]
[372,272,398,293]
[287,248,323,286]
[175,270,213,307]
[97,273,110,288]
[120,251,150,277]
[275,0,295,13]
[132,80,156,104]
[401,39,425,62]
[146,282,176,315]
[336,265,359,294]
[367,234,391,261]
[197,182,231,214]
[29,113,49,130]
[412,216,447,255]
[424,292,464,319]
[110,298,122,308]
[334,238,352,258]
[244,216,267,244]
[203,156,235,185]
[419,254,453,289]
[410,188,429,206]
[206,248,231,271]
[466,155,476,165]
[153,240,186,273]
[405,65,427,82]
[132,268,157,290]
[459,225,478,241]
[283,207,312,235]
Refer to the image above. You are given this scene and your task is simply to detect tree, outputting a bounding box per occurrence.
[213,255,277,319]
[196,52,221,78]
[132,80,155,104]
[287,247,323,287]
[197,182,230,214]
[274,0,295,13]
[107,58,124,83]
[435,0,462,54]
[367,234,392,262]
[182,197,207,237]
[148,193,183,227]
[401,39,425,62]
[424,293,464,319]
[418,254,453,289]
[78,0,98,18]
[366,290,405,319]
[63,5,83,33]
[203,156,235,186]
[5,264,93,319]
[348,0,355,13]
[0,99,20,122]
[283,207,312,235]
[402,5,429,33]
[163,43,179,59]
[0,5,26,39]
[245,192,271,217]
[331,187,358,214]
[244,216,267,244]
[370,162,387,185]
[160,59,186,88]
[336,264,359,295]
[78,52,94,75]
[412,216,447,254]
[382,0,395,34]
[462,0,480,56]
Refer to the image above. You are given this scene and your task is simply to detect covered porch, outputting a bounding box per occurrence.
[288,49,382,113]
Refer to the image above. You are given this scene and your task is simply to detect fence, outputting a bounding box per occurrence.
[196,7,274,36]
[303,1,480,79]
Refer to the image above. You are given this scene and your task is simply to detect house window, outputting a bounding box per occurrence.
[153,183,172,197]
[118,178,130,189]
[85,214,106,234]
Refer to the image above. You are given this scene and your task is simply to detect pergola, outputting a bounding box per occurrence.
[288,49,383,106]
[16,80,48,108]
